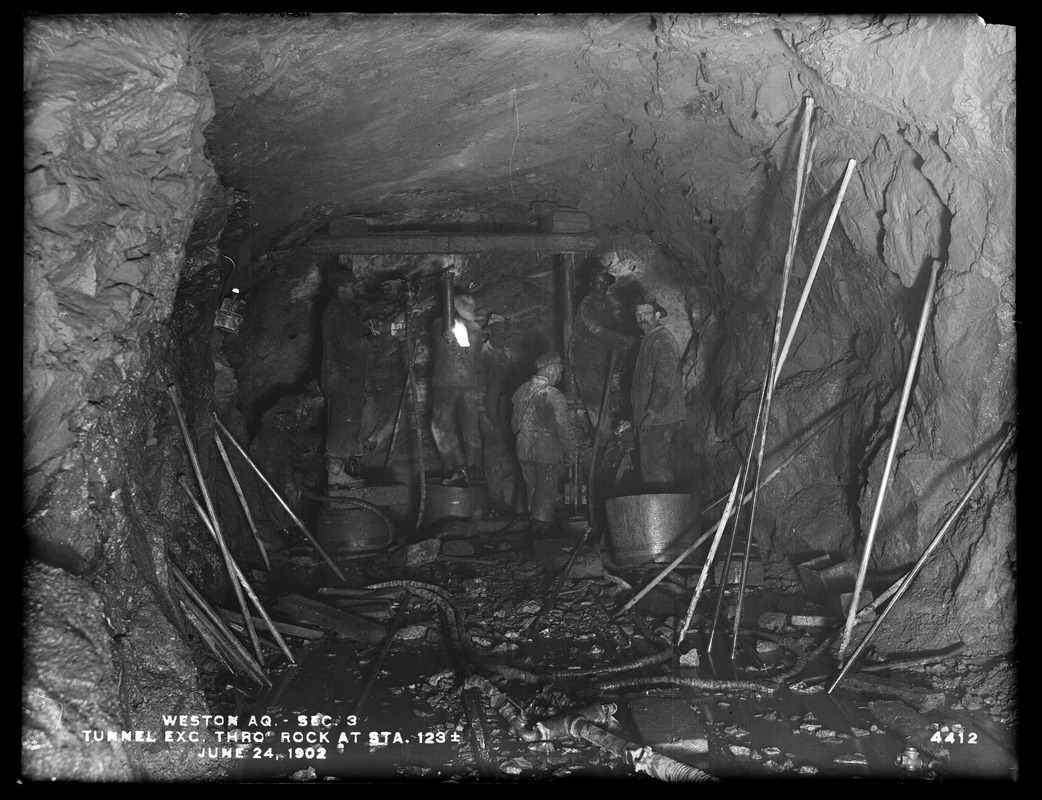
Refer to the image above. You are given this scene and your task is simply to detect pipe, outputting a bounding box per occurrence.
[568,718,720,782]
[166,385,263,663]
[213,431,270,571]
[560,252,577,398]
[830,424,1015,689]
[212,413,348,584]
[442,268,454,335]
[837,260,942,661]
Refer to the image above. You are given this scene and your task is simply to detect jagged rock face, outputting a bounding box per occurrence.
[24,17,223,780]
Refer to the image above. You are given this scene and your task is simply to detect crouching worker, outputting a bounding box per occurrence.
[511,351,575,541]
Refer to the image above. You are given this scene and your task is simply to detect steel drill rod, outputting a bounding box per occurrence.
[675,467,743,645]
[527,526,594,637]
[213,431,271,571]
[830,425,1014,691]
[775,158,858,384]
[170,561,272,687]
[588,350,619,530]
[619,417,817,621]
[352,596,410,717]
[704,349,772,652]
[727,98,814,659]
[702,397,853,514]
[179,477,297,664]
[212,413,348,584]
[167,386,264,663]
[837,260,941,660]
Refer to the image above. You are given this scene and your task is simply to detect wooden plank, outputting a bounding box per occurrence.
[277,594,386,644]
[306,232,599,254]
[216,607,326,640]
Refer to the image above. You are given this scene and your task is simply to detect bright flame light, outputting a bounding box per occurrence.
[452,319,470,347]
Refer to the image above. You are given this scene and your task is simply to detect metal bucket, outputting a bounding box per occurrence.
[605,493,702,567]
[316,503,392,562]
[424,481,489,523]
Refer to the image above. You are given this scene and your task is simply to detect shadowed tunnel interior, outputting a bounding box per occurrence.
[24,13,1015,783]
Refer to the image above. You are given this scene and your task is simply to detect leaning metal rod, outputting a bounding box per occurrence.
[775,158,858,385]
[727,98,815,658]
[213,431,271,571]
[169,561,272,688]
[702,397,854,515]
[704,353,773,652]
[212,413,348,584]
[618,406,834,620]
[179,476,296,664]
[837,260,942,660]
[352,596,410,717]
[829,425,1015,691]
[675,466,743,646]
[587,349,619,530]
[167,386,263,663]
[527,525,595,637]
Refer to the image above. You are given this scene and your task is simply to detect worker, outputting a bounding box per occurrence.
[631,296,685,490]
[321,271,378,488]
[431,293,485,486]
[480,313,522,513]
[511,351,575,539]
[567,261,635,428]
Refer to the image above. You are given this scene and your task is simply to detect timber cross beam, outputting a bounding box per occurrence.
[306,232,600,254]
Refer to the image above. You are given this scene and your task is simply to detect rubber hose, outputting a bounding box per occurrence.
[549,649,672,679]
[596,675,777,694]
[634,750,720,783]
[299,487,395,543]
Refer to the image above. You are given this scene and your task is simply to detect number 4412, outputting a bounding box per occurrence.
[931,731,977,744]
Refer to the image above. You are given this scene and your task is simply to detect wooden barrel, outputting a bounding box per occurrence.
[316,503,392,562]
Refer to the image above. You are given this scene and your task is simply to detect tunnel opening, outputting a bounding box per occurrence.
[24,13,1016,783]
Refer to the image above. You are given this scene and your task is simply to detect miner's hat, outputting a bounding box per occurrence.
[327,271,359,291]
[635,295,667,317]
[535,351,563,371]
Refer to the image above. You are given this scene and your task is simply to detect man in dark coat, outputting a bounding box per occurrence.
[631,297,685,490]
[322,271,377,487]
[431,293,485,486]
[511,351,575,537]
[567,263,634,427]
[480,313,522,512]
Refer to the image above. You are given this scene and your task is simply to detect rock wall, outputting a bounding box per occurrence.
[23,16,225,780]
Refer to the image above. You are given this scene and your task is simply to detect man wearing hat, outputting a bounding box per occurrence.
[631,296,684,490]
[511,351,576,538]
[480,313,522,512]
[567,262,635,427]
[431,293,485,486]
[322,270,379,487]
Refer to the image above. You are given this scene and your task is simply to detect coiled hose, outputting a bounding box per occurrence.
[299,487,395,544]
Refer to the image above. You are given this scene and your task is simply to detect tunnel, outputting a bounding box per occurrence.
[23,13,1016,783]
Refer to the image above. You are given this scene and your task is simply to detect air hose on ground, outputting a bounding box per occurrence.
[466,674,719,782]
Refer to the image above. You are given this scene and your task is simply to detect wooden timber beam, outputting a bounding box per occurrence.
[305,232,600,254]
